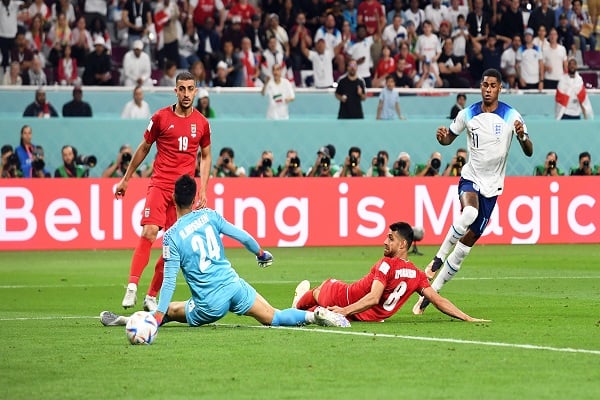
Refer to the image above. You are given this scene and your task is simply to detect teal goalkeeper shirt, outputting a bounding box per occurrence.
[158,209,261,314]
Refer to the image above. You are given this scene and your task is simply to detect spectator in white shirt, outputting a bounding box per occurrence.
[301,38,336,88]
[501,34,521,89]
[382,14,408,53]
[424,0,449,33]
[123,39,153,87]
[261,64,295,120]
[543,28,568,89]
[347,25,374,87]
[415,20,442,73]
[121,85,151,119]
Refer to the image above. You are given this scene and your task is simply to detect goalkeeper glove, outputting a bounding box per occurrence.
[256,250,273,268]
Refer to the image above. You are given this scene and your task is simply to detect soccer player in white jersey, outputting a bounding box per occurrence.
[101,174,350,329]
[413,68,534,315]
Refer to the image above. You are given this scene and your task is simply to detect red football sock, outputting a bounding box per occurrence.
[295,289,317,310]
[128,237,153,285]
[147,256,164,297]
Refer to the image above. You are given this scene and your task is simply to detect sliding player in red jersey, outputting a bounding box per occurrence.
[293,222,488,323]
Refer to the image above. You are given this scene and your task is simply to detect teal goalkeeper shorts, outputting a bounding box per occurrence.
[184,278,257,326]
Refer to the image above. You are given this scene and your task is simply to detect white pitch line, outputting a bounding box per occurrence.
[2,315,599,356]
[224,324,600,356]
[1,275,599,289]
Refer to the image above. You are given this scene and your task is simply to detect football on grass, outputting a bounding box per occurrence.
[126,311,158,345]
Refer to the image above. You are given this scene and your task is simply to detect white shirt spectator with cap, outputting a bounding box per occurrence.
[123,39,154,87]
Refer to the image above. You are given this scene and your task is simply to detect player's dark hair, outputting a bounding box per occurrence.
[481,68,502,84]
[176,71,196,84]
[174,174,197,208]
[389,222,414,249]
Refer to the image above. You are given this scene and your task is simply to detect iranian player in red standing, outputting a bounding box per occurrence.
[292,222,488,323]
[114,71,212,311]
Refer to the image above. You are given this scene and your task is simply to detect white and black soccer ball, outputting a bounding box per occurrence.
[412,226,425,241]
[126,311,158,345]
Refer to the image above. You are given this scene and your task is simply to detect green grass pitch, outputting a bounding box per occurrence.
[1,244,599,400]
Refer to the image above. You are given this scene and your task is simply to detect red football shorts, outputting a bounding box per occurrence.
[140,185,177,230]
[316,279,351,307]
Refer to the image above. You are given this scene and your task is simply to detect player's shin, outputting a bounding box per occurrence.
[147,256,164,297]
[271,309,309,326]
[431,241,472,292]
[436,206,477,260]
[128,237,154,284]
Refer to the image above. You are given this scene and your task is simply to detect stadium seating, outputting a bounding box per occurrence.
[583,50,600,70]
[579,71,599,88]
[110,46,128,68]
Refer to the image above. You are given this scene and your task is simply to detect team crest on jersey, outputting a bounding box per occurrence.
[191,124,197,137]
[494,124,502,136]
[144,208,150,218]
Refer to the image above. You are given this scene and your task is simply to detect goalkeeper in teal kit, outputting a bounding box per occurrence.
[101,174,350,329]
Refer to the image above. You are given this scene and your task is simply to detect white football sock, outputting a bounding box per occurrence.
[436,206,478,261]
[431,241,472,292]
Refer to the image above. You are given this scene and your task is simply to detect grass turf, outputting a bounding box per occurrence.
[1,244,599,399]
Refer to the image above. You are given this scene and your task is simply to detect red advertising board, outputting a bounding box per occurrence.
[0,177,598,250]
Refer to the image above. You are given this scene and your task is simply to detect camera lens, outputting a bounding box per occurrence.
[223,158,230,164]
[549,160,556,169]
[320,156,330,168]
[350,155,358,167]
[32,159,45,170]
[583,160,590,167]
[431,158,441,170]
[456,156,465,167]
[290,156,300,168]
[122,153,132,163]
[398,159,407,169]
[262,158,272,168]
[377,156,385,166]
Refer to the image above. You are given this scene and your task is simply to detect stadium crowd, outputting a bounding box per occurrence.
[1,0,599,177]
[0,0,599,89]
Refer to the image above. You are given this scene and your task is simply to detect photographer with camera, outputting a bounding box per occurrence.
[249,150,276,177]
[334,146,364,177]
[366,150,393,177]
[534,151,563,176]
[1,145,23,178]
[212,147,246,177]
[54,145,91,178]
[30,145,51,178]
[570,151,598,176]
[278,149,304,177]
[443,148,468,177]
[416,152,443,177]
[14,125,44,178]
[307,145,339,177]
[391,151,412,177]
[102,144,141,178]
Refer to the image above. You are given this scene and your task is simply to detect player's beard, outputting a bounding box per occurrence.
[179,98,193,111]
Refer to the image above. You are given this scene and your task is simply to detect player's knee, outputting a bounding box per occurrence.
[141,225,159,241]
[460,206,479,227]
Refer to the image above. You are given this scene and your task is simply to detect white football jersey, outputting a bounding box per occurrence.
[449,101,527,197]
